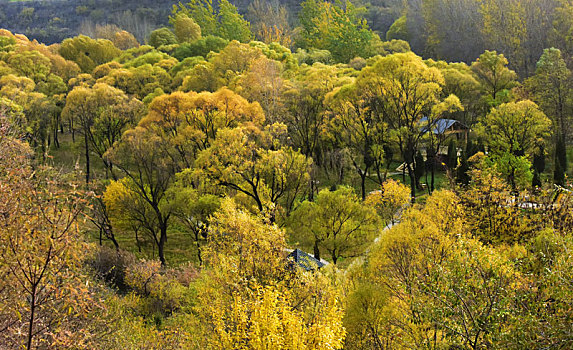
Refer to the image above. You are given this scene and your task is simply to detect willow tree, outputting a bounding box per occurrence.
[357,52,459,200]
[104,88,265,264]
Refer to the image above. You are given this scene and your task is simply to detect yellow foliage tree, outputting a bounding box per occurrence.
[365,179,410,225]
[197,198,346,349]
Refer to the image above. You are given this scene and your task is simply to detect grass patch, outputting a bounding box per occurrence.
[87,226,200,267]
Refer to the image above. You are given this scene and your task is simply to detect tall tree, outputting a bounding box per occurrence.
[173,14,202,43]
[104,127,176,265]
[326,83,386,200]
[173,0,253,42]
[62,83,143,182]
[470,50,518,107]
[420,0,485,61]
[288,186,378,264]
[526,47,572,143]
[357,52,460,200]
[297,0,375,62]
[104,88,264,264]
[217,0,253,42]
[195,126,311,216]
[0,124,99,349]
[478,100,550,189]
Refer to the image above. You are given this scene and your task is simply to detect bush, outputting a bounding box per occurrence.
[88,245,136,292]
[173,35,228,60]
[148,28,177,48]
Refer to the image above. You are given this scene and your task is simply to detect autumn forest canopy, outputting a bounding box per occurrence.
[2,0,573,348]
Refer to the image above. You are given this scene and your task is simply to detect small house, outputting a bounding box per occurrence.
[286,249,326,271]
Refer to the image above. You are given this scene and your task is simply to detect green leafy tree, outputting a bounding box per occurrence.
[59,35,121,73]
[148,28,178,48]
[356,52,461,199]
[6,50,52,82]
[288,186,378,264]
[217,0,253,42]
[62,83,143,182]
[195,127,311,216]
[173,35,228,60]
[554,135,567,186]
[172,0,218,37]
[326,83,386,200]
[470,50,518,107]
[173,0,252,42]
[480,100,550,158]
[104,127,177,265]
[526,48,571,143]
[174,14,202,43]
[386,15,409,41]
[478,100,550,190]
[297,0,375,62]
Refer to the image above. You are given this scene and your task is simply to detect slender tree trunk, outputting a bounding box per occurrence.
[404,147,417,201]
[108,226,119,250]
[195,231,203,266]
[158,221,168,266]
[431,163,435,193]
[359,170,367,201]
[331,248,338,264]
[84,132,90,184]
[313,240,320,261]
[26,284,36,350]
[70,119,75,143]
[53,122,59,148]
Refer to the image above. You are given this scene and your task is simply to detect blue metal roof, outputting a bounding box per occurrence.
[287,249,325,271]
[420,117,468,135]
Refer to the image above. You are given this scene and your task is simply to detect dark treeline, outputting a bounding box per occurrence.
[0,0,179,43]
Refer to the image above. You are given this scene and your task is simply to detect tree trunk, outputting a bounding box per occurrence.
[26,284,36,350]
[70,118,75,143]
[406,160,417,202]
[359,169,367,201]
[158,220,168,266]
[313,240,320,261]
[53,125,59,148]
[84,132,90,184]
[195,231,203,266]
[108,228,119,250]
[431,163,435,193]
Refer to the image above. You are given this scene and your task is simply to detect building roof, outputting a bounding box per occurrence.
[420,117,469,135]
[287,249,325,271]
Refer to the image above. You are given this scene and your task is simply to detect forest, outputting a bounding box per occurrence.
[1,0,573,348]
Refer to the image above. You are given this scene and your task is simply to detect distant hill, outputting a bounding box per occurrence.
[0,0,180,44]
[0,0,398,47]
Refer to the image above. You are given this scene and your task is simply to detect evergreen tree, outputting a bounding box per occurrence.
[554,135,567,186]
[533,146,545,188]
[447,139,457,170]
[533,146,546,174]
[466,138,478,158]
[532,170,541,188]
